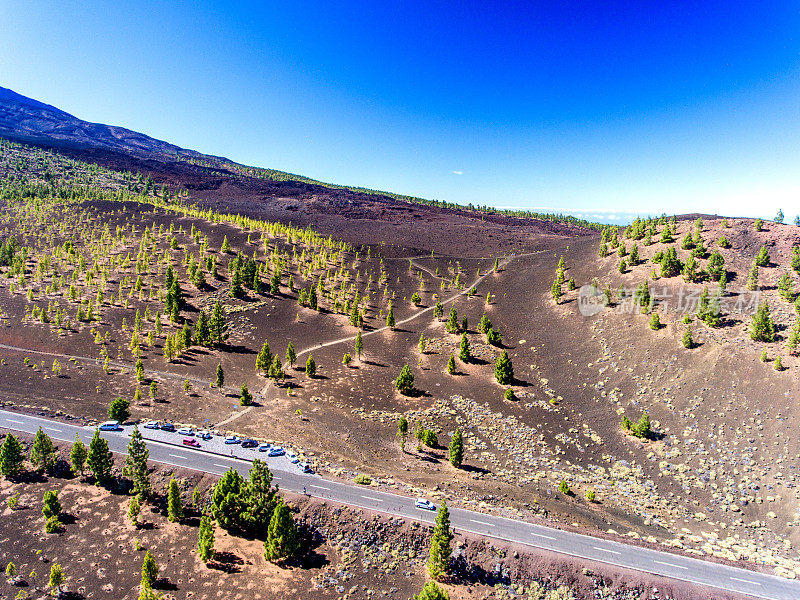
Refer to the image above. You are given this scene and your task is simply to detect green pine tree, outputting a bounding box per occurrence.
[750,302,776,342]
[395,364,415,395]
[124,426,151,499]
[458,333,470,362]
[140,549,159,589]
[69,432,87,476]
[198,515,215,563]
[448,429,463,468]
[494,351,514,385]
[168,477,183,522]
[263,499,300,563]
[426,502,453,580]
[86,430,113,484]
[30,427,56,474]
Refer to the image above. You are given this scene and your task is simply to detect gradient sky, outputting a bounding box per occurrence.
[2,1,799,223]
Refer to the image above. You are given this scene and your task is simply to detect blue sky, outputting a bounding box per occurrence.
[2,1,799,223]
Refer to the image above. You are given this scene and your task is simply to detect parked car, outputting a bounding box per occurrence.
[197,430,213,440]
[268,446,285,457]
[160,423,176,432]
[414,498,435,511]
[241,439,258,448]
[143,421,160,430]
[99,420,120,431]
[298,462,313,473]
[286,453,299,464]
[182,438,200,447]
[224,435,241,444]
[177,427,194,436]
[258,443,272,452]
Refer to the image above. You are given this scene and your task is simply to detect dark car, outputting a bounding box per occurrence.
[159,423,175,432]
[241,438,258,448]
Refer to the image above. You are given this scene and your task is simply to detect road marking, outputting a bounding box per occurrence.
[169,454,188,459]
[212,463,229,468]
[729,577,761,586]
[530,532,556,540]
[310,485,331,491]
[360,496,383,502]
[653,560,688,570]
[5,419,23,424]
[470,519,494,527]
[44,427,62,432]
[593,546,621,555]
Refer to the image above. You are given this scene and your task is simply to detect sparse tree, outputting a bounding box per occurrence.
[108,396,131,423]
[446,353,456,375]
[286,342,297,368]
[128,496,141,527]
[395,364,415,395]
[86,429,113,484]
[140,550,159,589]
[414,581,450,600]
[305,355,316,378]
[168,477,183,522]
[240,383,253,406]
[48,563,65,596]
[354,331,363,361]
[30,427,57,474]
[263,499,300,563]
[458,333,470,362]
[198,515,215,563]
[124,426,151,499]
[494,351,514,385]
[0,434,25,479]
[426,502,453,580]
[397,416,409,452]
[750,302,776,342]
[70,432,87,476]
[682,325,694,349]
[215,364,224,388]
[448,429,463,468]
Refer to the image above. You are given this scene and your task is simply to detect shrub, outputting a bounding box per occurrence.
[354,474,372,485]
[558,480,572,496]
[504,388,516,401]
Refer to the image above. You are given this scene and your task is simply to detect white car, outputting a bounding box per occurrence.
[224,435,241,444]
[414,498,435,511]
[143,421,159,430]
[298,462,312,473]
[286,453,299,464]
[177,427,194,436]
[197,430,213,440]
[99,420,121,431]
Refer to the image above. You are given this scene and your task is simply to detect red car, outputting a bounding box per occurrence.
[182,438,200,447]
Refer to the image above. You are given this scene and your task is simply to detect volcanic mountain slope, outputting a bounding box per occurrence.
[0,85,595,257]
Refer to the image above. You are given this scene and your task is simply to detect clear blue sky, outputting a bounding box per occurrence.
[2,1,799,223]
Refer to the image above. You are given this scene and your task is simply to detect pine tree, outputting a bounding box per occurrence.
[649,312,661,330]
[682,254,699,282]
[445,306,459,333]
[30,427,56,474]
[395,364,415,395]
[433,300,443,319]
[124,426,151,499]
[755,244,771,267]
[458,333,470,362]
[792,245,800,274]
[777,270,795,302]
[551,280,562,303]
[215,364,225,388]
[211,468,245,531]
[305,355,316,378]
[230,266,244,298]
[263,499,300,562]
[494,351,514,385]
[70,432,87,476]
[353,331,363,361]
[750,302,776,342]
[48,563,65,596]
[193,310,211,346]
[747,262,760,291]
[269,355,284,382]
[386,305,395,329]
[128,495,141,527]
[446,353,456,375]
[42,489,61,519]
[426,502,453,579]
[86,429,113,484]
[240,383,253,406]
[682,325,694,349]
[168,477,183,522]
[108,396,130,423]
[256,340,273,374]
[209,301,229,346]
[414,581,450,600]
[448,430,463,468]
[198,515,215,562]
[286,342,297,367]
[140,550,159,589]
[660,246,681,277]
[0,434,25,479]
[397,416,409,452]
[221,235,231,253]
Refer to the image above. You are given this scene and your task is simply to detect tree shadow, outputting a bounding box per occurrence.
[362,359,387,368]
[209,551,243,574]
[225,344,257,356]
[460,463,490,475]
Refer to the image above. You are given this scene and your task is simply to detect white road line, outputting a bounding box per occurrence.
[470,519,495,527]
[360,496,383,502]
[530,532,556,540]
[310,485,331,490]
[653,560,688,570]
[168,454,188,459]
[44,427,62,432]
[5,419,23,424]
[593,546,621,555]
[729,577,761,586]
[212,463,229,468]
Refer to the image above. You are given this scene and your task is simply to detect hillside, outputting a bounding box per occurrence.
[1,91,799,599]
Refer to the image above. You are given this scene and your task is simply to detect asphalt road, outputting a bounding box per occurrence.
[2,409,798,600]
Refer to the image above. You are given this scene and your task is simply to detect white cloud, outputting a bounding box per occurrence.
[451,170,463,175]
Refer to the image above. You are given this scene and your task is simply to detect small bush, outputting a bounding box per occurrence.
[558,480,572,496]
[504,388,516,401]
[586,489,596,502]
[44,516,61,534]
[354,474,372,485]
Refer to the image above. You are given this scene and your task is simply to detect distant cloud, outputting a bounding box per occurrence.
[451,170,463,175]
